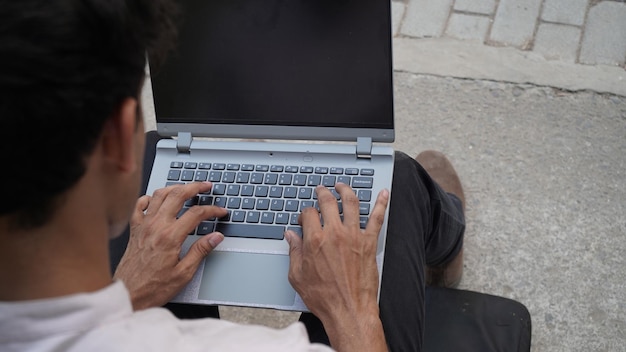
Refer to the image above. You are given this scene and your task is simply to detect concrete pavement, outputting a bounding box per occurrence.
[141,1,626,351]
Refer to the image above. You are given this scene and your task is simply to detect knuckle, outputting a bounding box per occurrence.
[168,186,186,198]
[343,195,359,208]
[152,188,168,198]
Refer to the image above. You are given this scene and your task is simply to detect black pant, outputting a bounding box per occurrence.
[109,132,465,351]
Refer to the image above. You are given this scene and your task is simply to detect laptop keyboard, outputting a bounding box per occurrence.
[165,161,375,240]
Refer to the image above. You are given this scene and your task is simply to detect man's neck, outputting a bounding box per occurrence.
[0,181,113,301]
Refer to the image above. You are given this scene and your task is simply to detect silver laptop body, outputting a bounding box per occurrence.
[146,0,395,312]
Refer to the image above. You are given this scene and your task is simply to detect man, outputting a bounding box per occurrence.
[0,1,465,351]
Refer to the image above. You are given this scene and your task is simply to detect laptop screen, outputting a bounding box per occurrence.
[150,0,394,136]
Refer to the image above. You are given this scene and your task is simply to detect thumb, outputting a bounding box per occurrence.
[178,232,224,275]
[286,231,303,281]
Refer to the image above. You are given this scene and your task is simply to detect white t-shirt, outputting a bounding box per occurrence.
[0,281,333,352]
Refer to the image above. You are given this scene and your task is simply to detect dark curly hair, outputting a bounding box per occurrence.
[0,0,178,229]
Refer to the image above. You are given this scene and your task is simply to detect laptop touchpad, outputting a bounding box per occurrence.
[198,251,296,307]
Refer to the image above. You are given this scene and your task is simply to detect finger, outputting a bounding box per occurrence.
[150,182,213,218]
[130,195,151,226]
[335,183,360,228]
[299,207,323,238]
[177,232,224,278]
[364,189,390,237]
[315,185,342,226]
[176,205,228,237]
[285,230,303,286]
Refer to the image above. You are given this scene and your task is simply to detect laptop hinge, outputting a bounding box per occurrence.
[356,137,372,159]
[176,132,193,154]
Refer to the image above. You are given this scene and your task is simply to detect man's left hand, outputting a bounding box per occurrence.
[114,182,227,310]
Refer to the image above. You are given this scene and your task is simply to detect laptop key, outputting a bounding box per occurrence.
[358,190,372,202]
[242,198,255,209]
[264,173,278,185]
[275,212,289,225]
[307,175,321,186]
[212,163,226,170]
[359,216,368,229]
[215,223,284,240]
[246,211,261,223]
[250,173,264,184]
[322,176,336,187]
[360,168,375,176]
[269,186,283,198]
[351,177,373,188]
[284,187,298,198]
[255,186,269,197]
[270,199,284,211]
[197,221,215,235]
[222,172,236,183]
[214,197,227,207]
[288,226,303,238]
[298,187,313,199]
[181,170,195,181]
[208,171,222,182]
[256,199,270,210]
[337,176,351,185]
[194,171,208,182]
[359,202,370,215]
[241,185,254,196]
[236,172,251,183]
[170,161,183,169]
[285,200,299,212]
[227,185,240,196]
[231,210,246,222]
[330,167,343,174]
[184,162,198,169]
[167,170,181,181]
[290,213,300,225]
[241,164,255,171]
[261,212,275,224]
[293,175,307,186]
[199,195,213,205]
[212,184,226,195]
[227,197,241,209]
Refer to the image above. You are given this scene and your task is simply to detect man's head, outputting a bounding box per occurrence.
[0,0,178,231]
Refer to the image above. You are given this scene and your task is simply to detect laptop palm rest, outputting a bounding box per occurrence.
[198,251,296,307]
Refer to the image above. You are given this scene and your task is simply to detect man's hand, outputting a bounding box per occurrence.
[286,183,390,352]
[114,182,227,310]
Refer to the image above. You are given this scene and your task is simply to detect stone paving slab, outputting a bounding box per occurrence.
[541,0,588,26]
[533,23,581,63]
[489,0,543,48]
[579,1,626,66]
[394,0,626,67]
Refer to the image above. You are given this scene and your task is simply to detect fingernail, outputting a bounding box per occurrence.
[284,231,292,244]
[208,232,224,247]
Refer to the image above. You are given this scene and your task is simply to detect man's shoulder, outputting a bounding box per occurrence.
[88,308,333,352]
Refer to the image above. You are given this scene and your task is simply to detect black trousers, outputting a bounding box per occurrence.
[109,132,465,351]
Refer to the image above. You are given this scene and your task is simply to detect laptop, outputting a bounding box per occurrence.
[145,0,395,312]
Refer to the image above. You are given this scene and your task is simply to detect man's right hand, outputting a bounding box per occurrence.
[286,183,390,352]
[114,182,227,310]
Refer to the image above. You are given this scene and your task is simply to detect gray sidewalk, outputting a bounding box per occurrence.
[392,0,626,97]
[395,0,626,68]
[141,1,626,351]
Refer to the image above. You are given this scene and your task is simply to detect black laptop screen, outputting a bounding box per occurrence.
[150,0,394,130]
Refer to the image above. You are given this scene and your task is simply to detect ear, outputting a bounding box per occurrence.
[101,98,140,174]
